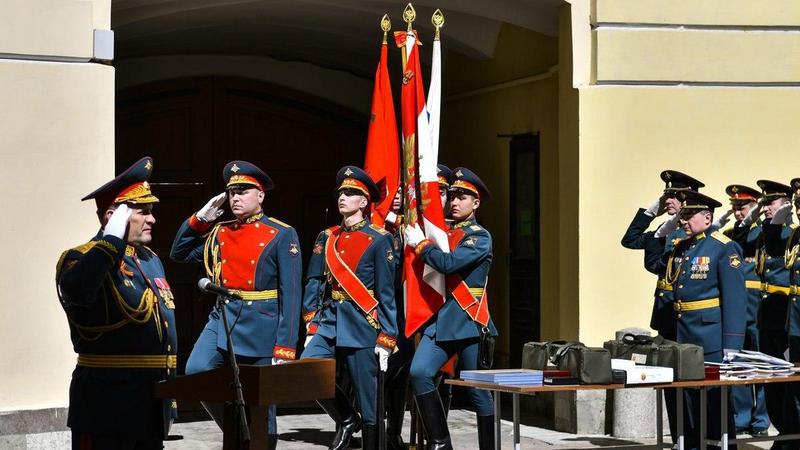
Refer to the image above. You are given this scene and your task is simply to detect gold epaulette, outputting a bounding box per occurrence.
[370,224,389,235]
[711,230,731,244]
[470,225,482,232]
[268,216,293,228]
[722,227,734,238]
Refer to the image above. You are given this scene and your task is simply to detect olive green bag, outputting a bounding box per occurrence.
[522,341,612,384]
[603,334,705,381]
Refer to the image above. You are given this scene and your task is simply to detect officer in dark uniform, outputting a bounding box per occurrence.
[405,167,498,450]
[785,178,800,445]
[721,185,770,436]
[751,180,797,445]
[662,189,747,448]
[301,165,398,450]
[56,157,177,450]
[170,160,302,448]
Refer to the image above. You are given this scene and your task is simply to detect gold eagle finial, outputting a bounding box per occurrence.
[403,3,416,32]
[432,9,444,41]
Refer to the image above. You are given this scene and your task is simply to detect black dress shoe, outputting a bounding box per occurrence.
[750,428,769,437]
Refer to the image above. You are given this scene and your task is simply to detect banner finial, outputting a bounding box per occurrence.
[403,3,416,32]
[432,9,444,41]
[381,14,391,44]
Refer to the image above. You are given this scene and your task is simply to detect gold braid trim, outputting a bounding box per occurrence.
[203,223,225,283]
[664,245,681,286]
[755,233,766,277]
[785,226,800,270]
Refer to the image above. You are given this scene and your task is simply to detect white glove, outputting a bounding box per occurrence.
[196,192,227,222]
[772,202,793,225]
[644,199,661,217]
[374,346,390,372]
[654,214,680,238]
[740,203,762,227]
[304,334,314,349]
[712,209,733,229]
[271,357,288,365]
[103,204,132,239]
[404,223,425,248]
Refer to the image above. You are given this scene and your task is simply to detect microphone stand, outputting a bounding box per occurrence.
[217,293,250,448]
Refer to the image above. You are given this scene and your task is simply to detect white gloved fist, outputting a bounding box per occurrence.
[103,204,132,239]
[772,202,793,225]
[712,209,733,229]
[740,203,762,227]
[271,357,288,365]
[644,199,661,217]
[374,346,390,372]
[196,192,227,222]
[304,334,314,349]
[404,223,425,248]
[654,214,680,238]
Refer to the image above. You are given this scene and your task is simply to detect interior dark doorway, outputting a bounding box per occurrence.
[508,132,541,368]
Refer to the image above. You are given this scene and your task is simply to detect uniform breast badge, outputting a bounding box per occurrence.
[690,256,710,280]
[155,278,176,309]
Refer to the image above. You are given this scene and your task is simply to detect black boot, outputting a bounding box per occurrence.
[361,424,378,450]
[477,415,495,450]
[317,386,362,450]
[267,433,278,450]
[415,391,452,450]
[386,382,408,450]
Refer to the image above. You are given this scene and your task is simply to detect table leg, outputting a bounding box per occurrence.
[720,385,728,449]
[700,388,708,450]
[656,388,664,448]
[677,388,685,450]
[494,391,501,450]
[513,393,520,450]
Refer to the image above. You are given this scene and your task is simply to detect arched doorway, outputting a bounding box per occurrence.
[116,76,366,415]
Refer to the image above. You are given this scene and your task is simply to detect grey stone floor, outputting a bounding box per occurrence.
[164,409,663,449]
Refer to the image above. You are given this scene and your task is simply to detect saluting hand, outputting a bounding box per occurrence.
[374,346,390,372]
[772,202,793,225]
[712,209,733,229]
[740,203,762,227]
[404,223,425,248]
[196,192,227,222]
[103,204,132,239]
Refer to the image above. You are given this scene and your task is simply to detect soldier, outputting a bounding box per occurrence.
[300,165,397,450]
[405,167,498,450]
[56,157,178,449]
[662,190,747,448]
[170,160,302,449]
[721,185,770,436]
[752,180,796,445]
[785,178,800,445]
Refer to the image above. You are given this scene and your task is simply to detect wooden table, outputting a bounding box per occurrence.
[447,375,800,450]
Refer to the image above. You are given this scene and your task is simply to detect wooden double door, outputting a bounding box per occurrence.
[116,77,366,414]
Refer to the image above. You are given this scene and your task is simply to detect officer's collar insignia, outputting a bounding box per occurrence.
[729,253,742,268]
[342,219,367,232]
[242,212,264,224]
[289,243,300,256]
[454,219,473,229]
[231,163,241,173]
[145,160,153,171]
[344,167,354,176]
[455,169,464,178]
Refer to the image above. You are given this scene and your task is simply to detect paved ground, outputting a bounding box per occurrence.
[165,409,667,449]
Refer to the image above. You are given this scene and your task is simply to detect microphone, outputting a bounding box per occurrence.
[197,278,242,300]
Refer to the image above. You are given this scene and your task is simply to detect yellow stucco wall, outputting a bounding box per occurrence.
[577,86,800,345]
[441,24,563,359]
[0,1,114,412]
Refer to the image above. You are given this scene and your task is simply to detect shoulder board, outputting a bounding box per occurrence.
[324,225,339,236]
[711,231,731,244]
[470,225,482,232]
[750,222,759,230]
[268,216,293,229]
[369,224,389,235]
[70,240,100,255]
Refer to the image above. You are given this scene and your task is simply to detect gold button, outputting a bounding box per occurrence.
[164,321,169,328]
[220,242,225,245]
[763,295,768,299]
[678,285,683,289]
[766,269,771,273]
[345,235,350,239]
[259,243,265,247]
[340,250,345,254]
[223,279,228,283]
[270,230,276,234]
[255,223,260,228]
[247,301,253,306]
[251,260,255,265]
[681,271,686,275]
[368,237,373,241]
[659,293,664,297]
[677,314,682,318]
[222,259,227,264]
[167,345,171,351]
[221,229,225,233]
[248,280,252,285]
